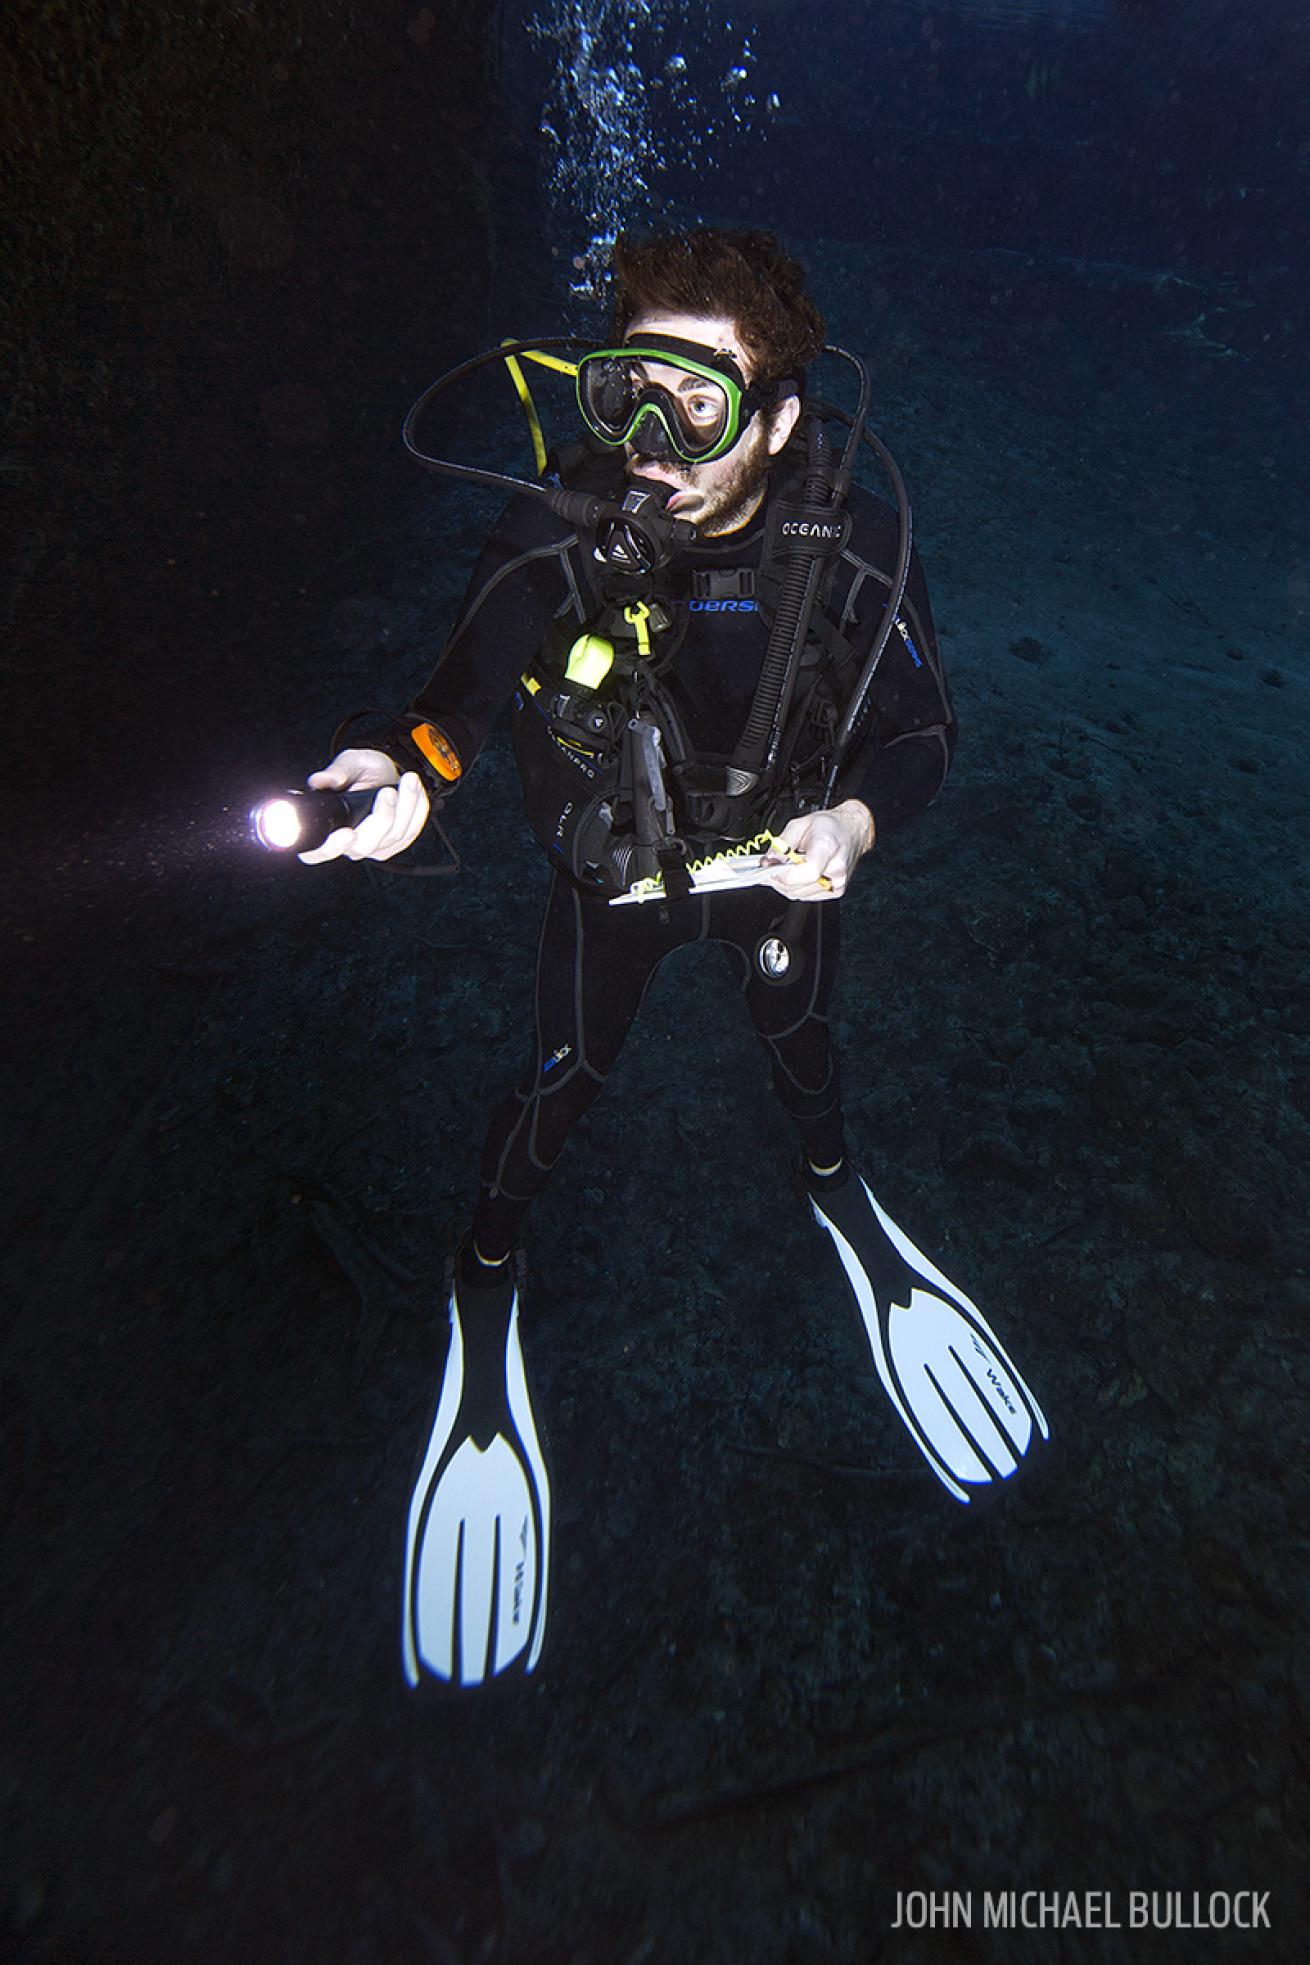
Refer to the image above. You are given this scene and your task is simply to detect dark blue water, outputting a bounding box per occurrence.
[4,2,1305,1959]
[454,5,1307,1953]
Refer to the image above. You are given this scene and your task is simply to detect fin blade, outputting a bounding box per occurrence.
[895,1292,1032,1486]
[810,1197,972,1500]
[811,1175,1049,1504]
[869,1183,1049,1444]
[503,1303,551,1672]
[414,1433,539,1686]
[401,1296,465,1688]
[401,1281,552,1691]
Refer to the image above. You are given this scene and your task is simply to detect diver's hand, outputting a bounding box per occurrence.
[762,801,875,900]
[308,747,400,796]
[299,750,428,864]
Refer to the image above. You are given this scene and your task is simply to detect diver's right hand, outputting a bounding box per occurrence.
[299,749,429,864]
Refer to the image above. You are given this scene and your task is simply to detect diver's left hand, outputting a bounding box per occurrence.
[761,801,876,900]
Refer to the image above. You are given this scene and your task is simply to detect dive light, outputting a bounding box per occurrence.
[250,787,380,853]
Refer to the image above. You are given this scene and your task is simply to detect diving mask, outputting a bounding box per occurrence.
[576,336,789,464]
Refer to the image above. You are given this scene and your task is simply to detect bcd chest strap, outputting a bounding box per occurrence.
[691,567,757,601]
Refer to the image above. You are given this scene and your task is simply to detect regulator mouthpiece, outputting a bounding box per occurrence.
[250,787,377,853]
[592,479,697,576]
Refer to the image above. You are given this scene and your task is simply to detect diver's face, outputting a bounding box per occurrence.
[622,309,798,536]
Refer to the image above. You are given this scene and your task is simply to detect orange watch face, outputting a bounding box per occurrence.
[410,721,462,782]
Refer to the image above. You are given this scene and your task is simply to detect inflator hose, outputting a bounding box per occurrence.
[733,415,836,777]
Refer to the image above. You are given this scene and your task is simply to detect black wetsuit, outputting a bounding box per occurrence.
[406,452,955,1254]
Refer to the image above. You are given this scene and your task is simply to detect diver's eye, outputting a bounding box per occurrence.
[683,394,720,425]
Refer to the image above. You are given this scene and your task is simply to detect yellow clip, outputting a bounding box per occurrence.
[624,601,652,659]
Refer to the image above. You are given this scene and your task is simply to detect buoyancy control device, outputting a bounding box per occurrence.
[399,336,914,896]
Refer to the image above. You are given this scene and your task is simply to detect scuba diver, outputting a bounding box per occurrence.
[297,228,1049,1692]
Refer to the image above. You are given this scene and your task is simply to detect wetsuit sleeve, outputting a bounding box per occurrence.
[834,529,956,839]
[403,493,581,776]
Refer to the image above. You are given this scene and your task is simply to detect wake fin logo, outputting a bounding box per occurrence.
[970,1335,1018,1415]
[512,1518,528,1626]
[986,1367,1017,1416]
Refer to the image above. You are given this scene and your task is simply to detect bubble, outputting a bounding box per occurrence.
[528,3,773,292]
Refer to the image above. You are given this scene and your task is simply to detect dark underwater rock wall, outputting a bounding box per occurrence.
[3,0,499,760]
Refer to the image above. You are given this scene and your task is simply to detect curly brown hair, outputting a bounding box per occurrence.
[609,227,826,383]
